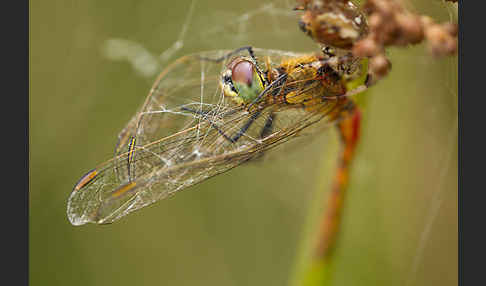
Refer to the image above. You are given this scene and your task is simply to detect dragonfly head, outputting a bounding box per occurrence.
[220,57,265,105]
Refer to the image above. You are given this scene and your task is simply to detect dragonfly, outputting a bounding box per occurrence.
[67,45,369,231]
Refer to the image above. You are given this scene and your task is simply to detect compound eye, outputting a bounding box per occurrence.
[231,60,254,86]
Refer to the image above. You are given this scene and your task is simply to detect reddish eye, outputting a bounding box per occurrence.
[232,60,254,86]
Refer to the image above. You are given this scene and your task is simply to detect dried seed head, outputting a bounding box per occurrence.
[369,54,391,79]
[352,37,380,57]
[296,0,369,49]
[395,13,424,44]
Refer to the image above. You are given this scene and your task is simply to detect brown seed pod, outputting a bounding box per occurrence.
[296,0,368,50]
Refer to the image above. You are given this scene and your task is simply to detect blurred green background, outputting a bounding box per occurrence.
[30,1,457,286]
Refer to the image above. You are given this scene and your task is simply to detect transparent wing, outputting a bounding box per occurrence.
[67,48,352,225]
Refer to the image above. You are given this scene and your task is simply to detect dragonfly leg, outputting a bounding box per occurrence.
[180,105,244,118]
[198,46,257,63]
[247,112,277,162]
[180,106,236,143]
[316,100,361,260]
[230,109,262,142]
[259,112,276,139]
[248,72,288,109]
[181,106,263,144]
